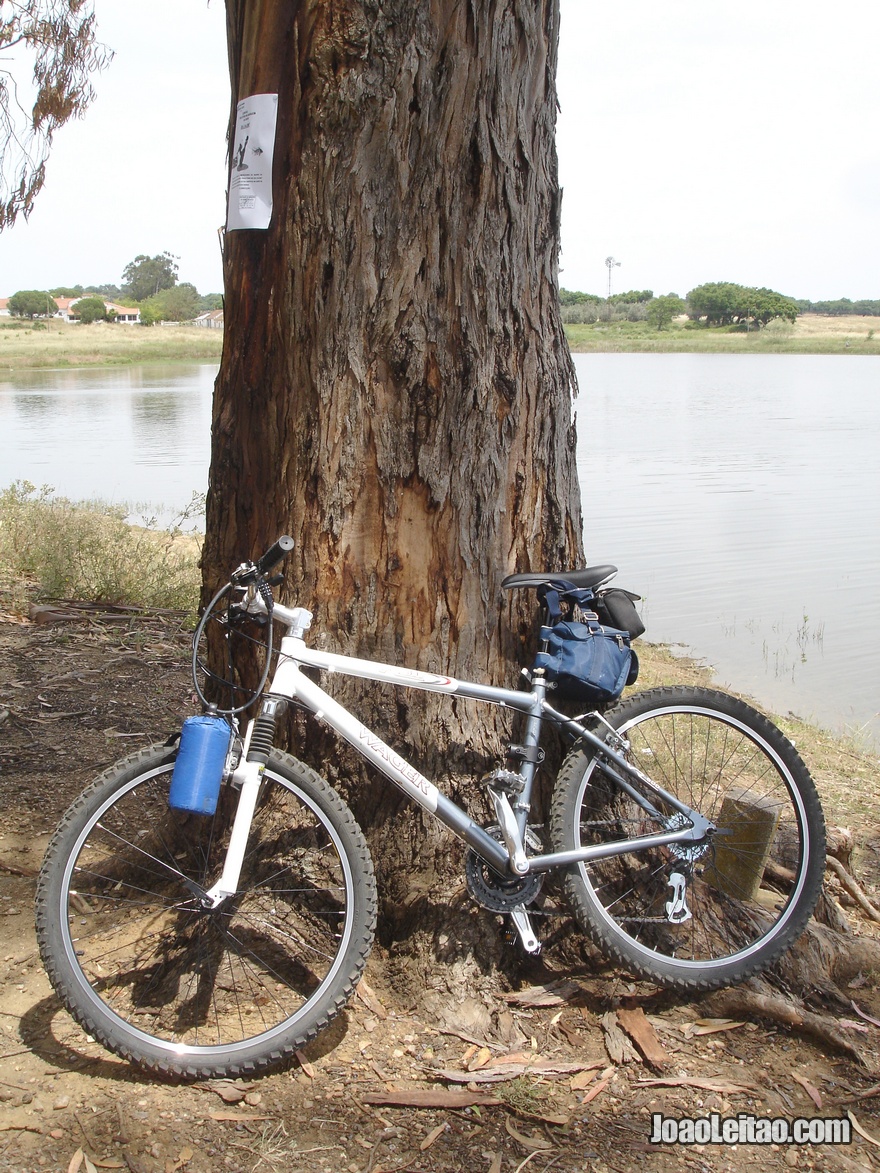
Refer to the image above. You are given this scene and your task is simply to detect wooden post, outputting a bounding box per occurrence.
[708,787,781,901]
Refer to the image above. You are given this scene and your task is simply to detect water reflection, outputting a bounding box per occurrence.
[0,363,215,512]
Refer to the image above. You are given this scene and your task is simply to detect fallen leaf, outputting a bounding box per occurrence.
[419,1122,447,1151]
[791,1073,822,1110]
[504,1116,555,1152]
[848,1110,880,1148]
[439,1060,600,1084]
[514,1107,571,1127]
[487,1154,502,1173]
[67,1151,85,1173]
[468,1047,492,1072]
[207,1112,274,1122]
[200,1081,257,1104]
[851,1002,880,1029]
[362,1090,501,1110]
[581,1066,616,1104]
[295,1049,316,1077]
[89,1162,125,1170]
[839,1020,871,1034]
[637,1077,757,1095]
[570,1061,610,1091]
[582,1076,613,1105]
[690,1017,746,1036]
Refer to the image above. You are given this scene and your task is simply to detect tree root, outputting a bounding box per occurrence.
[707,985,869,1066]
[826,856,880,925]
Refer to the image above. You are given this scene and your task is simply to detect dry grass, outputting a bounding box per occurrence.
[0,482,202,614]
[793,313,878,338]
[0,319,223,368]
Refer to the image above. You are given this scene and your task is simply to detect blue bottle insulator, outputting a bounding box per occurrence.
[168,715,232,815]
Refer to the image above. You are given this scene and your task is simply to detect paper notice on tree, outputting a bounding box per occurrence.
[226,93,278,231]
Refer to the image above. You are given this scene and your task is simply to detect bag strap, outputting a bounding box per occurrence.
[537,579,596,625]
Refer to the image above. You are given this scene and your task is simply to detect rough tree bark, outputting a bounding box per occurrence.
[203,0,583,984]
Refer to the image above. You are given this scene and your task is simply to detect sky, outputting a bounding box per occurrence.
[1,0,878,301]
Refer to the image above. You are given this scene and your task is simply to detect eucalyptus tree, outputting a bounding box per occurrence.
[204,1,583,955]
[0,0,111,229]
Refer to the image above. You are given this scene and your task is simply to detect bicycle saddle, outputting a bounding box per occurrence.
[501,566,618,592]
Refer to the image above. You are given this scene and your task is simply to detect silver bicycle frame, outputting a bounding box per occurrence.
[204,596,710,904]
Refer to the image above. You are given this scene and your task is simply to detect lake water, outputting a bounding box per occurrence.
[0,364,214,520]
[572,352,879,746]
[1,354,877,747]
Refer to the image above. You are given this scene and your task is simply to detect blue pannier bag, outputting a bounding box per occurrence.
[534,618,635,705]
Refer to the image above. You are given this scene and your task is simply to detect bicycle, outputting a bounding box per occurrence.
[36,537,826,1079]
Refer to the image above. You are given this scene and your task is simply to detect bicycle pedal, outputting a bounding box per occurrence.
[509,906,542,955]
[480,768,524,796]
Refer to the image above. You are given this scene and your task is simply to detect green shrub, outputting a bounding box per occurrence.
[0,481,202,615]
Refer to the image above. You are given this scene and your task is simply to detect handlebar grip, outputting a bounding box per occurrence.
[255,535,295,577]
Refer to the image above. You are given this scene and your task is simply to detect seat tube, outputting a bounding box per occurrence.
[514,675,547,837]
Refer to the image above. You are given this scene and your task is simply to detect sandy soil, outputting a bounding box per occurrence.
[3,613,880,1173]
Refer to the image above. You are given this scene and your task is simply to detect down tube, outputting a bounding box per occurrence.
[270,660,512,874]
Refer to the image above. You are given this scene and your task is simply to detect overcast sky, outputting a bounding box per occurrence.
[2,0,878,301]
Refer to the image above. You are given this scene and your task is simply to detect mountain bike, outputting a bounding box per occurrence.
[36,537,825,1079]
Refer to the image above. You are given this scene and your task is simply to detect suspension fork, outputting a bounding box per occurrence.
[202,695,284,906]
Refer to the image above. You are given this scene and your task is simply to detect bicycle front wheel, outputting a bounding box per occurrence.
[550,687,825,991]
[36,744,377,1079]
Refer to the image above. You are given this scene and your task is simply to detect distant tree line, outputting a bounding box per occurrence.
[4,251,222,325]
[558,280,880,330]
[559,288,682,326]
[796,298,880,317]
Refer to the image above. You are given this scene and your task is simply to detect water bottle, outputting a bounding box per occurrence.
[168,715,232,815]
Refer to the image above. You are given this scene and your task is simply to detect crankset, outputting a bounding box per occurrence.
[464,825,543,912]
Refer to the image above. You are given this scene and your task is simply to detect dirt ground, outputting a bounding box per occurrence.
[3,612,880,1173]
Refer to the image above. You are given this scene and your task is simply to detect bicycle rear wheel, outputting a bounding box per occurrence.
[36,744,376,1078]
[550,687,825,991]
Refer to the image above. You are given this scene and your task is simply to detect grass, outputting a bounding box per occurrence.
[566,314,880,355]
[0,319,223,369]
[0,481,202,615]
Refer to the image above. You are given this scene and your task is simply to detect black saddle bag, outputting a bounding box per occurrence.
[593,588,646,640]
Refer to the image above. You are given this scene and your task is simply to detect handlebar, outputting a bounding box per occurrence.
[231,535,295,585]
[255,535,294,577]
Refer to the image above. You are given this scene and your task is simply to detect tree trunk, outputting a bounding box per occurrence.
[204,0,583,988]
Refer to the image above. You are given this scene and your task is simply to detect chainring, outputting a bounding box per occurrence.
[464,826,543,912]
